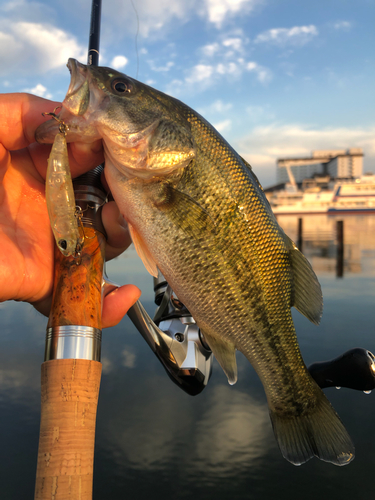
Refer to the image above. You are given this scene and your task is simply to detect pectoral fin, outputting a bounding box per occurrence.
[285,234,323,325]
[156,184,216,238]
[128,223,158,278]
[202,330,238,385]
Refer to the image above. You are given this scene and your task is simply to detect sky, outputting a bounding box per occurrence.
[1,0,374,187]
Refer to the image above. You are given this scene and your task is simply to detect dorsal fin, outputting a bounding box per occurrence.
[285,234,323,325]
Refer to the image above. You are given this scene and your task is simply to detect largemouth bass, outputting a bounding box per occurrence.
[36,58,354,466]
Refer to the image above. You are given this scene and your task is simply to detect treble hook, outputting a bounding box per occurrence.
[42,107,69,136]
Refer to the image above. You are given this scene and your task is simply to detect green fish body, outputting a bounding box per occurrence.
[35,59,354,466]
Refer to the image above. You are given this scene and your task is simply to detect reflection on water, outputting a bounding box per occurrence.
[1,215,375,499]
[277,214,375,276]
[101,382,270,475]
[193,386,271,474]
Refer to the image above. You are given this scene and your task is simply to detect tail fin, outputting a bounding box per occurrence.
[270,394,355,466]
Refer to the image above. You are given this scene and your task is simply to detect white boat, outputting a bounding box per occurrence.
[267,173,375,215]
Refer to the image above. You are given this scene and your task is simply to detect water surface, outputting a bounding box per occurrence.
[1,214,374,499]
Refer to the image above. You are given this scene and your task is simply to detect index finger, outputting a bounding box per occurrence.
[0,93,61,151]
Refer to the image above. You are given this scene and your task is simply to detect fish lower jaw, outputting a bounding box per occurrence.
[66,58,88,99]
[107,162,177,181]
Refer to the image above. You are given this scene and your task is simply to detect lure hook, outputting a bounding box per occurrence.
[42,107,69,136]
[74,206,86,259]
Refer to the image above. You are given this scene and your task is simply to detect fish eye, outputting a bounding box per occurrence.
[112,78,132,94]
[58,239,68,251]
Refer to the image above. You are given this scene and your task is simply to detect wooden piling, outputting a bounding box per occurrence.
[297,217,303,252]
[336,220,344,278]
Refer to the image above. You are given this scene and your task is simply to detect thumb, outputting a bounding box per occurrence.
[102,284,141,329]
[69,139,105,178]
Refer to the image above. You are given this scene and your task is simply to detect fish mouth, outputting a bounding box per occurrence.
[64,58,90,116]
[35,59,90,143]
[35,115,60,143]
[66,59,87,98]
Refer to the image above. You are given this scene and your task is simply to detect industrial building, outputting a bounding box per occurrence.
[276,149,364,184]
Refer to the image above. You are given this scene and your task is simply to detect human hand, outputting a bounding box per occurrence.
[0,93,140,327]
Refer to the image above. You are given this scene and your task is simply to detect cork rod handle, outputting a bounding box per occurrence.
[34,359,102,499]
[35,229,105,499]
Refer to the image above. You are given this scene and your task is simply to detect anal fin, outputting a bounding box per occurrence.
[202,330,237,385]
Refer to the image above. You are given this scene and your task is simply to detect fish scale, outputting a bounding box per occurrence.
[35,58,355,467]
[179,115,306,391]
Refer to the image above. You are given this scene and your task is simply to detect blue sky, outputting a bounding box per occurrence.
[1,0,374,186]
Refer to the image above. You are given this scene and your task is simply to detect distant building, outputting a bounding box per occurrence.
[277,148,364,184]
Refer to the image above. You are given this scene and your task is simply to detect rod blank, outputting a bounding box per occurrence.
[87,0,102,66]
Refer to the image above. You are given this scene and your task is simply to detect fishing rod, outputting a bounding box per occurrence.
[32,3,210,498]
[32,2,375,495]
[34,2,105,499]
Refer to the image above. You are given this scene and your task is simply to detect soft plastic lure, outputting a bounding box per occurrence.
[46,130,81,257]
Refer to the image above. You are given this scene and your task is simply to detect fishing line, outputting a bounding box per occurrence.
[130,0,140,78]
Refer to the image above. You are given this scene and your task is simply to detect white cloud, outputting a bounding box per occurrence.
[201,42,220,57]
[214,118,232,132]
[222,37,244,52]
[202,0,261,28]
[148,60,175,72]
[198,100,233,128]
[111,55,129,69]
[167,57,271,96]
[103,0,192,38]
[246,61,272,83]
[333,20,352,31]
[35,0,262,44]
[217,61,240,75]
[186,64,214,83]
[201,32,247,59]
[23,83,52,99]
[255,25,318,46]
[0,21,86,76]
[236,124,375,187]
[209,99,233,113]
[194,32,253,88]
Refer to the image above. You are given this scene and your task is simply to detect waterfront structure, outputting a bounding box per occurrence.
[265,148,375,215]
[276,149,363,184]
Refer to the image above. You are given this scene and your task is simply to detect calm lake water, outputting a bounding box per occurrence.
[1,214,375,500]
